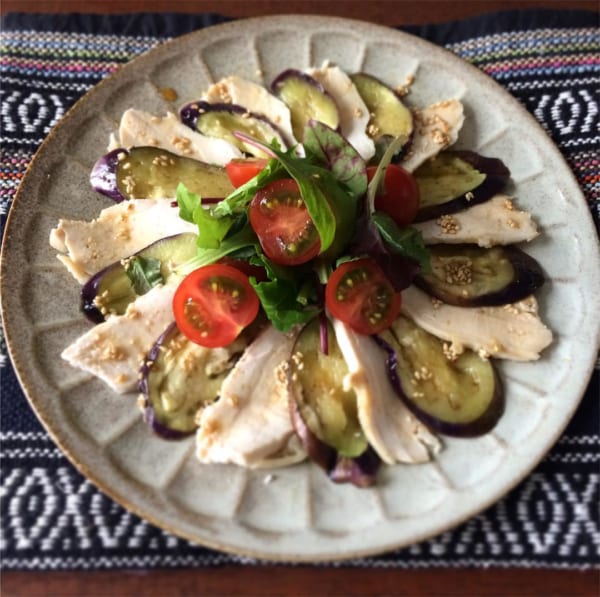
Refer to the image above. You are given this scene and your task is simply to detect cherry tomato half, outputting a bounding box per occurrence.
[225,158,269,188]
[325,258,402,335]
[367,164,420,227]
[249,179,321,266]
[173,264,259,348]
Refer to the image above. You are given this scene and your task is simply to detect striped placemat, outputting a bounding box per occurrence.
[1,9,598,570]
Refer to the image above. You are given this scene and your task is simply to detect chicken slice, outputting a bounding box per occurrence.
[401,99,465,172]
[333,319,441,465]
[308,64,375,161]
[61,283,176,393]
[203,75,298,147]
[49,199,196,283]
[196,326,305,468]
[414,195,539,247]
[401,286,553,361]
[112,109,242,165]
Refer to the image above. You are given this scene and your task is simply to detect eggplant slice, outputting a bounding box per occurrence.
[381,316,504,437]
[81,233,198,323]
[350,72,413,161]
[271,69,340,142]
[139,323,247,439]
[180,101,287,157]
[414,150,510,222]
[90,146,234,202]
[415,244,545,307]
[287,319,379,487]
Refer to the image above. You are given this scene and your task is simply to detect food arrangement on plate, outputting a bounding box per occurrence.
[49,61,553,487]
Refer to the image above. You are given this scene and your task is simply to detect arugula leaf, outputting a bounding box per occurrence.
[250,278,319,332]
[212,158,284,217]
[249,251,319,331]
[349,214,421,291]
[303,120,367,199]
[175,224,259,276]
[176,183,199,223]
[176,183,233,249]
[125,256,163,294]
[371,212,431,273]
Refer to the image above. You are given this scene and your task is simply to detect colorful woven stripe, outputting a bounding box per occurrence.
[448,27,600,223]
[1,13,598,571]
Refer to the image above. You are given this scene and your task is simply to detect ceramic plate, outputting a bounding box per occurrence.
[2,16,599,562]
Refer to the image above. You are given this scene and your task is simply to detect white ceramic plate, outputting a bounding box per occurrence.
[2,16,599,562]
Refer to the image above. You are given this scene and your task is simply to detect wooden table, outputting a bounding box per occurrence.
[2,1,599,595]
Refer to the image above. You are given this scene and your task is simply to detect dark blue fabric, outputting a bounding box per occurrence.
[1,9,598,570]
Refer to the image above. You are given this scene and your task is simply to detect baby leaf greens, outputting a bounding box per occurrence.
[125,256,163,294]
[175,122,429,337]
[249,259,319,332]
[302,120,368,200]
[177,183,233,249]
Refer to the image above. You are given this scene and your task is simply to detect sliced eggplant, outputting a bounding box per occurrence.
[81,233,197,323]
[414,150,510,222]
[90,146,234,202]
[287,319,379,487]
[271,69,340,142]
[180,101,287,157]
[415,244,545,307]
[350,72,413,157]
[381,316,504,437]
[139,323,245,439]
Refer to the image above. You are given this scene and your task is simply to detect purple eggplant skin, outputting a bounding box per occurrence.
[271,69,330,98]
[414,150,511,223]
[289,395,337,472]
[414,244,546,308]
[270,69,341,136]
[179,101,287,148]
[328,447,380,488]
[374,334,504,438]
[139,323,193,441]
[80,262,123,324]
[90,148,129,202]
[180,101,203,130]
[289,395,379,487]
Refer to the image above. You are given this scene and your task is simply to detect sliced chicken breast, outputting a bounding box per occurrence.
[333,319,441,465]
[414,195,539,247]
[401,99,465,172]
[50,199,196,283]
[61,283,176,393]
[308,64,375,161]
[203,75,298,147]
[196,326,305,468]
[401,286,553,361]
[114,109,242,165]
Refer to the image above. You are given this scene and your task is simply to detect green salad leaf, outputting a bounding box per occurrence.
[176,183,233,249]
[303,120,367,200]
[125,256,163,294]
[212,158,285,217]
[175,224,259,276]
[371,212,431,273]
[249,252,319,332]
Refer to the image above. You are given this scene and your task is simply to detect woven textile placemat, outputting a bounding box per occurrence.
[1,9,598,570]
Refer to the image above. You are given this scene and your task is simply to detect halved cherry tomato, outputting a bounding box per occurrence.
[367,164,420,227]
[173,264,259,348]
[249,178,321,266]
[325,258,402,335]
[225,158,269,188]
